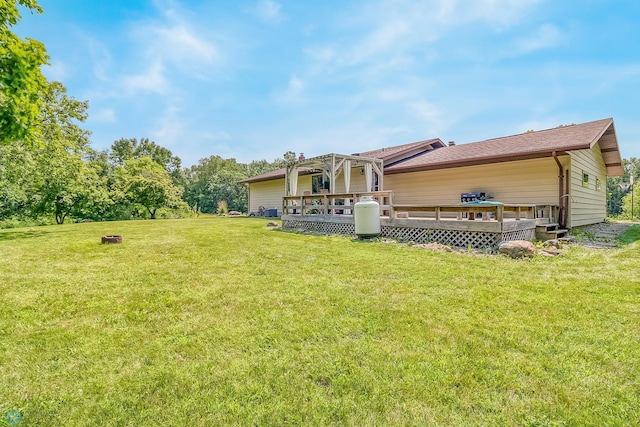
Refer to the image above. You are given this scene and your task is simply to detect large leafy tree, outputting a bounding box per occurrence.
[0,140,35,217]
[0,0,49,145]
[115,156,184,219]
[110,137,183,185]
[184,156,256,213]
[30,82,107,224]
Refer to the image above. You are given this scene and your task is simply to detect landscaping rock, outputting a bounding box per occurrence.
[543,248,563,256]
[414,242,454,252]
[266,221,279,228]
[498,240,536,258]
[228,211,242,216]
[543,239,561,249]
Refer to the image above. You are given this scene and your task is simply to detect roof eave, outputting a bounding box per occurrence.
[385,150,575,175]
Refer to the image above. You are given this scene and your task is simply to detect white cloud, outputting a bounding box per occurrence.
[84,36,113,82]
[346,20,413,67]
[303,46,335,63]
[121,62,169,95]
[43,59,68,82]
[435,0,543,29]
[307,0,543,70]
[114,2,223,97]
[148,24,219,66]
[250,0,283,23]
[272,76,306,104]
[151,101,186,148]
[513,24,561,54]
[90,108,117,123]
[407,100,446,132]
[202,131,232,141]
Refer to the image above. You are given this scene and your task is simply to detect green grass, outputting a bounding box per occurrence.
[1,218,639,426]
[617,224,640,245]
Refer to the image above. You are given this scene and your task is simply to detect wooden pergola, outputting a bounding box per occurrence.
[284,153,384,196]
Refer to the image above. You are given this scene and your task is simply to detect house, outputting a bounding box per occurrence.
[240,118,623,246]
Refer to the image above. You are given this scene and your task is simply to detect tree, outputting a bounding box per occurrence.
[184,156,253,213]
[115,156,183,219]
[30,81,107,224]
[0,0,49,145]
[183,153,294,214]
[109,137,183,185]
[0,140,36,217]
[608,157,640,216]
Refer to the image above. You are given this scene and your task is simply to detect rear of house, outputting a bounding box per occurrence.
[241,118,623,230]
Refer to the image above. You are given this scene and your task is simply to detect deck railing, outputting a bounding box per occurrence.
[283,192,558,224]
[390,203,536,221]
[283,191,393,217]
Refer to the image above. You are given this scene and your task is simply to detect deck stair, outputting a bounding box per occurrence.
[536,222,568,241]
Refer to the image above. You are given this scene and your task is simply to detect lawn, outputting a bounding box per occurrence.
[0,218,639,426]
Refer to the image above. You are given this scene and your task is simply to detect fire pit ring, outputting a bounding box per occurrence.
[101,235,123,244]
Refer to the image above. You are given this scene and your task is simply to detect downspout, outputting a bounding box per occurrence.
[247,184,251,215]
[552,151,565,227]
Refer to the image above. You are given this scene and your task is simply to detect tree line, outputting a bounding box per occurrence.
[0,123,293,225]
[1,1,638,227]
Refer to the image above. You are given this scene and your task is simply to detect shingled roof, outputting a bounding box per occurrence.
[238,167,314,184]
[385,118,623,176]
[239,138,445,183]
[354,138,445,164]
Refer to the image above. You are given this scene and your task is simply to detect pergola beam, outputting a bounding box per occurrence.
[286,153,384,196]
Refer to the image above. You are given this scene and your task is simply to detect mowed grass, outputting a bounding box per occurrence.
[0,218,639,426]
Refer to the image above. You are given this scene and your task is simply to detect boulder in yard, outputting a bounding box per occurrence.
[543,239,561,249]
[228,211,242,216]
[266,221,279,228]
[542,247,563,256]
[498,240,536,258]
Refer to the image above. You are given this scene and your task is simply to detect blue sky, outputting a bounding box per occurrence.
[15,0,640,167]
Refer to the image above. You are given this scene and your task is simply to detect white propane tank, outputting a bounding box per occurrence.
[354,195,381,238]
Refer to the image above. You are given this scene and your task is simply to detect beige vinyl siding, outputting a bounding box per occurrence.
[385,157,568,206]
[248,175,313,215]
[331,168,368,193]
[248,179,284,215]
[568,143,607,227]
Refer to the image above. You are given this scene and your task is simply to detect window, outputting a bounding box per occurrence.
[312,174,330,193]
[596,177,602,191]
[582,171,589,188]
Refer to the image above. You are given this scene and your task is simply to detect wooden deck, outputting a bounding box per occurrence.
[282,192,558,248]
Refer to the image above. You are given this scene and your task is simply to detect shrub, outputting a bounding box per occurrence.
[217,200,229,215]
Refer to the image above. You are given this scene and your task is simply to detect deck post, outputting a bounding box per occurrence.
[323,195,329,216]
[435,206,441,220]
[496,205,504,222]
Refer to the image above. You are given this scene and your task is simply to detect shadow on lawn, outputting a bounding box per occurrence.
[0,227,71,242]
[616,224,640,246]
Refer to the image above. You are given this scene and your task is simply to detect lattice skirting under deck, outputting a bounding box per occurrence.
[282,220,536,248]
